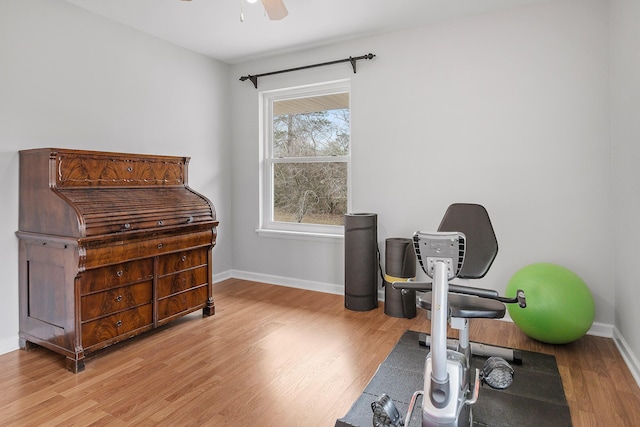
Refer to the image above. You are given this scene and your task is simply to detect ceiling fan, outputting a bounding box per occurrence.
[180,0,288,21]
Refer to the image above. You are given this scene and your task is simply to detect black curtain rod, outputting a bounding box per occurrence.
[239,53,376,88]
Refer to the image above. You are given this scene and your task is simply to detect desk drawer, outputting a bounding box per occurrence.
[81,281,153,321]
[157,286,208,321]
[81,259,153,294]
[84,230,213,269]
[82,304,153,348]
[158,248,208,276]
[157,266,208,298]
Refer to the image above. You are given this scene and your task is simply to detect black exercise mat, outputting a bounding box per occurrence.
[336,330,572,427]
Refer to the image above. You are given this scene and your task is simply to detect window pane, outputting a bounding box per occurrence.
[273,162,347,225]
[273,96,349,158]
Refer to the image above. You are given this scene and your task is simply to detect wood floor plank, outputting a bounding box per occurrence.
[1,278,639,426]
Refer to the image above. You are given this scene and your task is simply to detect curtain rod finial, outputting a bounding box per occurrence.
[239,75,258,88]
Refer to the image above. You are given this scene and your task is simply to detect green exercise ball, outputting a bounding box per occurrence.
[506,263,595,344]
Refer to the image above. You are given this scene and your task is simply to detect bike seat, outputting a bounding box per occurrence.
[418,292,506,319]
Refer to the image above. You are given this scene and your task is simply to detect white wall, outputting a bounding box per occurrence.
[610,0,640,377]
[230,0,614,323]
[0,0,232,353]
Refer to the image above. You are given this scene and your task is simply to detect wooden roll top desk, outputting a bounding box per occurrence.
[16,148,219,372]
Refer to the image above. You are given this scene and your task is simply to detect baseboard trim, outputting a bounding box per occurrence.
[227,269,344,296]
[586,321,614,338]
[212,269,233,284]
[613,327,640,387]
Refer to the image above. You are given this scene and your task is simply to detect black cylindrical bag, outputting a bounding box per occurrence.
[383,237,416,318]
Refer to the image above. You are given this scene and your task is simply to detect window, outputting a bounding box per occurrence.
[259,80,351,238]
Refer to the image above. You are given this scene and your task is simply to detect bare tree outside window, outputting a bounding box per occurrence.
[271,94,349,226]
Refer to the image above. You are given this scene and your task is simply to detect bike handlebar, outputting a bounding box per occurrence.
[392,280,527,308]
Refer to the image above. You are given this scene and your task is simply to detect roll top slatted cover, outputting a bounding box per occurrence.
[57,187,214,237]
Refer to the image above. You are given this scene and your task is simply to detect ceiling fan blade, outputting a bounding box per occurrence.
[261,0,288,20]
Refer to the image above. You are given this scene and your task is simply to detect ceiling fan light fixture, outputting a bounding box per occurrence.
[181,0,287,22]
[262,0,288,20]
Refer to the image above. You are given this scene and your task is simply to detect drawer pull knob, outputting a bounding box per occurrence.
[116,295,123,302]
[123,223,131,230]
[181,256,187,262]
[127,167,133,172]
[116,270,124,277]
[186,216,194,223]
[157,220,164,226]
[116,320,123,328]
[157,243,163,249]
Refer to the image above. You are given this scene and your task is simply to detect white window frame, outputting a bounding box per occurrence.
[257,79,351,240]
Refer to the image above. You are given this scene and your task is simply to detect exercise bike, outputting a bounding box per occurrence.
[372,204,526,427]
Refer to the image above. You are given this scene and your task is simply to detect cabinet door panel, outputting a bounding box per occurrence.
[81,281,153,321]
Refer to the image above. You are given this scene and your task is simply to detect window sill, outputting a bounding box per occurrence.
[255,228,344,243]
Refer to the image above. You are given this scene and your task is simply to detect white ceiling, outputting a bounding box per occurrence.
[63,0,553,64]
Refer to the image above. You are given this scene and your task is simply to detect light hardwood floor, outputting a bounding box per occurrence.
[1,278,639,426]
